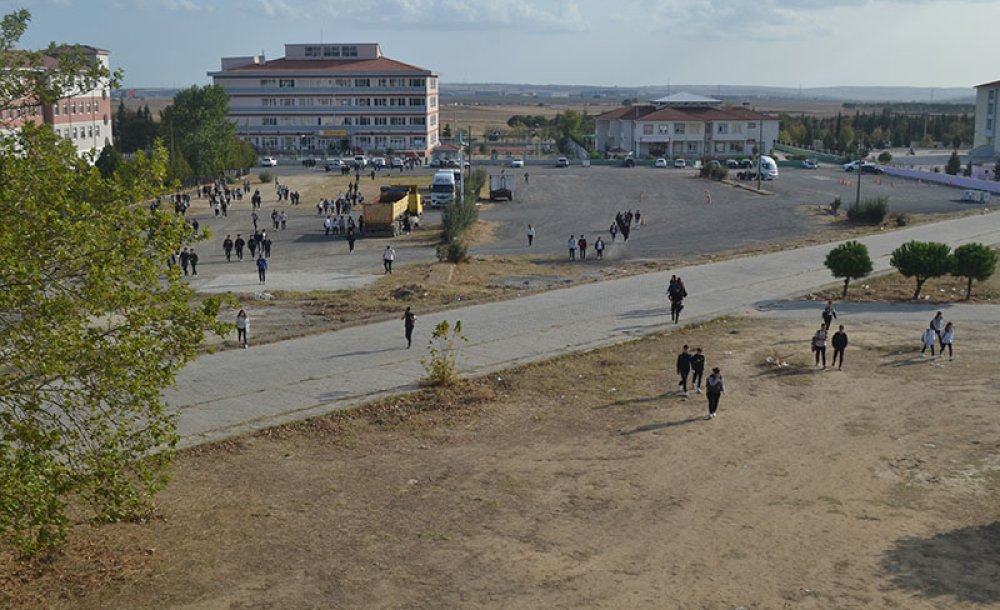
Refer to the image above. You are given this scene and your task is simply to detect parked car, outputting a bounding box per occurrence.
[260,156,277,167]
[860,163,885,174]
[654,158,668,168]
[623,157,636,168]
[843,160,862,172]
[725,159,740,169]
[739,159,754,168]
[556,157,570,167]
[511,158,525,168]
[324,159,342,172]
[801,159,819,169]
[673,158,686,168]
[371,157,387,169]
[353,155,368,168]
[301,158,317,167]
[390,157,404,169]
[429,159,442,168]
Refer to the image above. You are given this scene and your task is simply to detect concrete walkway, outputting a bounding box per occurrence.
[168,212,1000,448]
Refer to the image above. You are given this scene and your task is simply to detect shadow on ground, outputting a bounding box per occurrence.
[881,521,1000,604]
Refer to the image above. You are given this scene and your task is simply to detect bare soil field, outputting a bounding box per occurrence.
[5,317,1000,609]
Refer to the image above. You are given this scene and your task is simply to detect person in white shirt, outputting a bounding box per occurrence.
[383,245,396,274]
[235,309,249,349]
[527,224,535,246]
[567,235,576,260]
[920,323,938,358]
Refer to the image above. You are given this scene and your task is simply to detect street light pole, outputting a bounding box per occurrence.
[855,139,863,208]
[757,116,763,191]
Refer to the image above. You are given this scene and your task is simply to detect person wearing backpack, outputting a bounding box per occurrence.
[831,325,848,370]
[705,367,725,419]
[256,255,268,285]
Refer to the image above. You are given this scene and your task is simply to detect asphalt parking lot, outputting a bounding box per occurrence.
[475,162,976,260]
[181,162,978,292]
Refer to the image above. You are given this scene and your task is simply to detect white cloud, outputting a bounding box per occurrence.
[257,0,296,17]
[122,0,208,11]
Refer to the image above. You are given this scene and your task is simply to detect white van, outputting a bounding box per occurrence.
[353,155,368,168]
[758,155,779,180]
[430,170,457,207]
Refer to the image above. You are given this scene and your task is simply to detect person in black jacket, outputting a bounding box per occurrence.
[234,234,245,261]
[188,249,199,276]
[676,344,693,397]
[690,347,706,393]
[223,235,233,262]
[179,248,190,276]
[831,325,848,370]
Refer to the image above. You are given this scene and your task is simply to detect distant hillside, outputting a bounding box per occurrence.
[442,83,975,105]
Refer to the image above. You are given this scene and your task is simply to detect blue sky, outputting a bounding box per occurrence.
[16,0,1000,90]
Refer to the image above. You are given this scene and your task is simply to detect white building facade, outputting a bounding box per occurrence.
[596,93,779,161]
[209,43,439,158]
[972,79,999,162]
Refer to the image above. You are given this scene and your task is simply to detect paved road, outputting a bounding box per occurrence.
[168,211,1000,448]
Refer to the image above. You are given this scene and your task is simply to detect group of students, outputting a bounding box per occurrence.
[567,234,606,260]
[675,344,725,419]
[921,311,956,360]
[809,301,849,370]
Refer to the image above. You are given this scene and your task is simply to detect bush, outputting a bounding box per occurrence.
[878,151,893,163]
[846,196,889,225]
[894,213,910,226]
[830,196,842,215]
[421,320,468,386]
[440,197,479,246]
[258,171,274,183]
[436,240,469,263]
[463,168,487,201]
[699,161,728,180]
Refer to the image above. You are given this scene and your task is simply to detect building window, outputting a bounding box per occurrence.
[358,117,370,125]
[643,124,653,135]
[429,115,437,126]
[729,142,742,152]
[88,126,93,138]
[323,45,340,57]
[298,98,314,106]
[747,122,757,130]
[410,116,425,125]
[374,117,387,125]
[278,79,295,88]
[337,98,351,106]
[674,124,685,135]
[430,77,437,90]
[716,123,728,135]
[429,95,437,108]
[262,98,277,106]
[355,78,370,88]
[356,98,371,106]
[304,46,321,57]
[988,118,994,130]
[377,78,388,88]
[86,102,91,113]
[409,78,425,88]
[687,142,699,153]
[390,97,407,106]
[714,142,726,152]
[73,127,78,138]
[95,125,100,136]
[390,117,406,125]
[409,98,424,107]
[335,78,350,87]
[262,117,277,126]
[55,128,61,137]
[374,97,387,106]
[71,102,76,113]
[260,79,277,87]
[657,123,669,135]
[53,103,59,115]
[280,98,295,106]
[341,46,358,57]
[390,136,406,148]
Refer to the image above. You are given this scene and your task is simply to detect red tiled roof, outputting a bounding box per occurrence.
[596,105,656,121]
[598,104,773,123]
[222,56,431,75]
[975,79,1000,89]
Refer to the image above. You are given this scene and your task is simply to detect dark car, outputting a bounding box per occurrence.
[739,159,754,168]
[725,159,740,169]
[301,158,317,167]
[860,163,885,174]
[623,157,635,168]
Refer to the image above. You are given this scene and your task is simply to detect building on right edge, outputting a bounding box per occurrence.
[596,93,779,161]
[972,79,1000,163]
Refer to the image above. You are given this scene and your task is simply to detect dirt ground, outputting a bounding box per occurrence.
[5,317,1000,609]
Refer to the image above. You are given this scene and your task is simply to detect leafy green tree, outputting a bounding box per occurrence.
[0,10,228,557]
[113,99,160,154]
[945,150,961,175]
[824,240,873,298]
[160,85,241,178]
[95,143,122,179]
[951,243,998,300]
[890,240,952,300]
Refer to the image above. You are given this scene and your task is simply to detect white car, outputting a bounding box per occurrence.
[556,157,569,167]
[260,156,277,167]
[511,158,524,168]
[654,158,668,168]
[673,158,686,168]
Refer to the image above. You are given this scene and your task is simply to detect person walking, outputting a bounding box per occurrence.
[347,228,356,253]
[594,236,605,259]
[188,249,199,276]
[812,323,828,369]
[256,255,268,285]
[527,224,535,246]
[402,306,416,349]
[609,222,617,242]
[690,347,706,393]
[578,235,587,260]
[931,311,944,342]
[235,309,249,349]
[676,344,693,397]
[247,234,258,259]
[179,248,190,276]
[920,323,938,359]
[822,300,838,330]
[940,322,955,360]
[234,234,245,261]
[567,235,576,261]
[831,324,848,370]
[705,367,725,419]
[524,171,529,184]
[383,245,395,274]
[223,235,233,262]
[262,236,272,258]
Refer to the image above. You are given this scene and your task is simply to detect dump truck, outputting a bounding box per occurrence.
[380,184,423,216]
[489,173,513,201]
[363,185,424,236]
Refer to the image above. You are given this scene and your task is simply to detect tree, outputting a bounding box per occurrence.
[0,10,227,557]
[824,241,873,298]
[945,150,961,175]
[951,243,998,300]
[95,143,122,179]
[890,240,953,300]
[160,85,242,179]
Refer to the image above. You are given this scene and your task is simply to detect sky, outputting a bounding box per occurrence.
[14,0,1000,91]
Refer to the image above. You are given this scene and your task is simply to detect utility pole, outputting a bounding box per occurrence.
[757,116,763,191]
[855,139,863,208]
